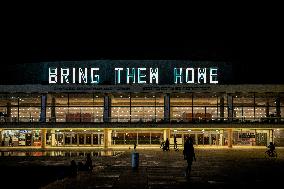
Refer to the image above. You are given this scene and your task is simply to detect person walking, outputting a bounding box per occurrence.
[165,138,170,151]
[183,137,196,178]
[174,135,178,150]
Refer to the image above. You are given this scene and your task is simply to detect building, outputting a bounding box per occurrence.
[0,60,283,148]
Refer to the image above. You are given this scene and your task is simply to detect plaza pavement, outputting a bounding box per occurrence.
[40,147,284,189]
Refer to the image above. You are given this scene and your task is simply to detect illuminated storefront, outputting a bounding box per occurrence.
[0,60,283,148]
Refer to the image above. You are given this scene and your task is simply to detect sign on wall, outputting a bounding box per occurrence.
[48,67,218,85]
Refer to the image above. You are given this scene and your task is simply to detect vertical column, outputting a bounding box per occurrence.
[103,94,111,122]
[227,94,233,122]
[104,128,112,149]
[41,128,47,149]
[195,133,198,145]
[51,97,56,122]
[164,94,170,122]
[220,96,224,121]
[227,128,233,148]
[6,102,11,122]
[91,134,93,146]
[268,129,273,145]
[219,130,224,146]
[209,132,212,145]
[163,129,170,141]
[40,94,47,123]
[51,129,55,146]
[276,96,280,122]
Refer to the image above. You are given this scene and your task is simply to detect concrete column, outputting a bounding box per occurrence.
[103,95,111,122]
[268,129,273,144]
[163,128,170,141]
[39,94,47,123]
[91,134,93,146]
[227,128,233,148]
[209,132,212,145]
[51,130,56,146]
[164,94,170,122]
[219,130,224,146]
[41,128,47,149]
[104,128,112,149]
[51,97,56,122]
[227,95,233,122]
[6,102,11,122]
[195,133,198,145]
[220,96,224,121]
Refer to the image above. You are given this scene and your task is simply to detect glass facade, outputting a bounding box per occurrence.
[0,92,283,123]
[0,91,283,148]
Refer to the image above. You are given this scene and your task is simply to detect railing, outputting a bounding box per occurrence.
[1,116,284,124]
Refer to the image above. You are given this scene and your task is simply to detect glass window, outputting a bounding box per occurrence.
[47,93,68,106]
[19,107,40,122]
[206,107,218,119]
[170,93,192,107]
[255,107,266,119]
[255,93,268,106]
[5,94,19,106]
[111,93,130,106]
[138,132,150,144]
[131,93,156,106]
[69,93,103,106]
[0,94,9,106]
[69,93,92,106]
[242,107,254,120]
[171,107,192,121]
[111,107,130,122]
[125,132,137,145]
[150,132,163,144]
[233,93,254,107]
[131,107,157,122]
[193,107,205,118]
[193,93,218,106]
[18,93,41,107]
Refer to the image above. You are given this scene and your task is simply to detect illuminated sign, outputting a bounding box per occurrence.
[49,67,218,84]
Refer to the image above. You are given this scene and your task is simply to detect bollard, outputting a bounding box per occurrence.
[131,151,139,169]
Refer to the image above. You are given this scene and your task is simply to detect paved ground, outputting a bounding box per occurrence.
[36,147,284,189]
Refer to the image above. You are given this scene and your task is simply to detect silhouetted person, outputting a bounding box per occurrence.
[174,136,177,149]
[165,138,170,151]
[183,137,196,178]
[266,142,276,156]
[85,153,93,171]
[134,142,137,150]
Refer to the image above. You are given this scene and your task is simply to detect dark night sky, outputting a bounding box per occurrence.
[1,15,283,84]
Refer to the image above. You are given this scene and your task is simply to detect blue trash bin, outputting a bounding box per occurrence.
[131,152,139,169]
